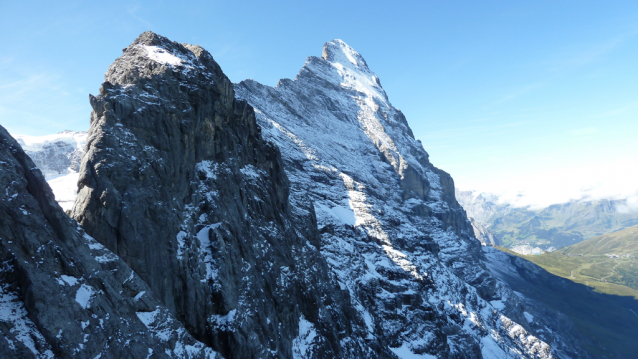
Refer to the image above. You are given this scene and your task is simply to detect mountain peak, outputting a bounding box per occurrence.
[322,39,370,71]
[130,31,173,48]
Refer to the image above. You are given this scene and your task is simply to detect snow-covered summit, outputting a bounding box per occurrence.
[13,130,86,158]
[317,39,387,104]
[103,31,222,89]
[322,39,371,72]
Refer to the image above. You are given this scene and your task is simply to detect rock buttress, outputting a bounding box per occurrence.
[71,32,371,358]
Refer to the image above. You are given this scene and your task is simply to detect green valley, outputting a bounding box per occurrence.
[505,225,638,299]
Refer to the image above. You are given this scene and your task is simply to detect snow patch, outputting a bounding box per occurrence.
[48,172,80,211]
[75,284,95,309]
[524,312,534,323]
[176,231,187,259]
[0,283,55,357]
[292,315,317,359]
[389,342,436,359]
[481,335,510,359]
[209,309,236,332]
[315,202,356,226]
[60,275,79,286]
[144,46,185,67]
[134,291,146,302]
[136,309,160,327]
[240,164,262,179]
[490,300,505,311]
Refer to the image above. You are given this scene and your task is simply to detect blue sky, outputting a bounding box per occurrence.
[1,1,638,205]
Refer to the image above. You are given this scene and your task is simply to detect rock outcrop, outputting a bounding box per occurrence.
[0,124,218,358]
[71,32,370,358]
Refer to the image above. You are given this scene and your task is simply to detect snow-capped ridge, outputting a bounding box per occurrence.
[13,130,87,152]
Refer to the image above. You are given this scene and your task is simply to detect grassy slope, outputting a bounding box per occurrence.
[503,224,638,298]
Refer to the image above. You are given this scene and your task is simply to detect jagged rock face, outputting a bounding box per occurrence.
[0,124,218,358]
[236,40,554,358]
[455,190,504,225]
[71,32,369,358]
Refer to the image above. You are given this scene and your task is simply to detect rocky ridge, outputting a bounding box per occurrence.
[0,124,218,358]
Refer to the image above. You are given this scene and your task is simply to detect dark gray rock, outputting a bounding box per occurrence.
[71,32,371,358]
[0,124,217,358]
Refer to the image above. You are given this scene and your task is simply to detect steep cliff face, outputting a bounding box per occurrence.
[235,40,555,358]
[71,32,369,358]
[0,124,218,358]
[469,218,499,246]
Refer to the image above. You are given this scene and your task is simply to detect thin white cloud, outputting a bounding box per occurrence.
[599,100,638,117]
[617,194,638,213]
[0,66,87,134]
[490,83,544,107]
[126,4,154,29]
[543,34,628,73]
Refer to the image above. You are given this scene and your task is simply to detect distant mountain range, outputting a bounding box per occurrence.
[456,189,638,254]
[13,130,87,211]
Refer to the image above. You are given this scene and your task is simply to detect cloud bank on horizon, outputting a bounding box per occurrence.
[455,155,638,210]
